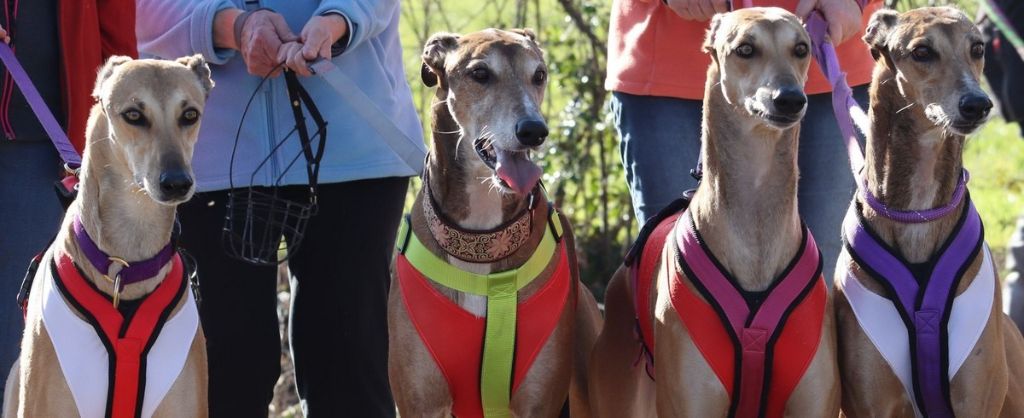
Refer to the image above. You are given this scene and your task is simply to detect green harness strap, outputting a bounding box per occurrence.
[398,210,563,417]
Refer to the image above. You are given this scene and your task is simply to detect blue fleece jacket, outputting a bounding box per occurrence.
[137,0,425,191]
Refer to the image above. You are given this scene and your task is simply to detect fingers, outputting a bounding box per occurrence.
[712,0,730,13]
[300,32,332,61]
[671,0,724,20]
[277,42,302,67]
[821,0,863,44]
[795,0,817,18]
[288,47,314,77]
[693,0,713,20]
[0,26,8,44]
[239,11,297,77]
[829,20,846,45]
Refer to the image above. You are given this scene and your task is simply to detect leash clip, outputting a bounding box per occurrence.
[63,163,80,177]
[104,256,130,308]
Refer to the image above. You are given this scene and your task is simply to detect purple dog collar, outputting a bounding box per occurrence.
[862,170,969,224]
[72,216,175,290]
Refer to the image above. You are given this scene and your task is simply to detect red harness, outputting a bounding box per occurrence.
[633,211,826,418]
[52,251,186,418]
[395,243,571,418]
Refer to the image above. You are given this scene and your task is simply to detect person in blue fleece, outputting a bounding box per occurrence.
[136,1,426,416]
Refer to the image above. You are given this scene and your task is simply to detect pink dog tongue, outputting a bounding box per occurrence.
[495,150,541,195]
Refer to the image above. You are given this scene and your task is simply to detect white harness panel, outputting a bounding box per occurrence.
[37,251,200,418]
[840,246,995,418]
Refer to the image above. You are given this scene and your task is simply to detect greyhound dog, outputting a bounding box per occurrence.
[589,9,840,417]
[387,29,602,417]
[834,7,1024,417]
[4,56,212,418]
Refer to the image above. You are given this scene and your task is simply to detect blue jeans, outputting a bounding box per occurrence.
[0,141,63,397]
[614,87,870,281]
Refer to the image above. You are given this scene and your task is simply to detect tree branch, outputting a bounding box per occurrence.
[556,0,606,57]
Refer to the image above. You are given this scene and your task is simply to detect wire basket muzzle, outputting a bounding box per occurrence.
[221,69,327,266]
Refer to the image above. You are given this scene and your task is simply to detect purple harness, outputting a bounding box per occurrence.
[843,201,984,418]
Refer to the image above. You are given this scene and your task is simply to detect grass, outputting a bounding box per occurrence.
[963,117,1024,269]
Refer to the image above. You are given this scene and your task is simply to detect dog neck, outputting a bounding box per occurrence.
[61,107,177,299]
[862,65,965,263]
[426,89,529,231]
[689,69,802,291]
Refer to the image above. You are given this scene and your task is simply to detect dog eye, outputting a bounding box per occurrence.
[122,110,147,126]
[533,69,547,85]
[180,109,200,126]
[970,42,985,59]
[470,68,490,83]
[794,43,809,58]
[735,43,755,58]
[911,45,935,62]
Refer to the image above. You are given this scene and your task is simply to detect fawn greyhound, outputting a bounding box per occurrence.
[834,7,1024,417]
[589,8,839,417]
[4,56,212,418]
[387,29,601,417]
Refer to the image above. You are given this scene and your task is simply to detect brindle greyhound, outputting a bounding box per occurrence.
[3,56,211,418]
[834,7,1024,417]
[589,9,840,417]
[387,29,602,417]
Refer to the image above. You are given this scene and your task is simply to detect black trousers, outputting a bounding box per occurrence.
[178,177,408,417]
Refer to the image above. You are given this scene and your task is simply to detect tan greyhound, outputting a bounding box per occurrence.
[589,8,840,417]
[4,56,212,418]
[834,7,1024,417]
[387,29,602,417]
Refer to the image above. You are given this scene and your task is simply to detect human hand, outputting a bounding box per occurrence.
[238,10,300,77]
[0,25,8,44]
[276,41,309,76]
[795,0,863,44]
[279,14,349,77]
[665,0,729,21]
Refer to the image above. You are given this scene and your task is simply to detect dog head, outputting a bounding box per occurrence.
[864,7,991,135]
[92,55,213,205]
[421,28,548,196]
[704,7,812,130]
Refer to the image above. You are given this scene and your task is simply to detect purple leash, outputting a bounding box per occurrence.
[0,43,81,168]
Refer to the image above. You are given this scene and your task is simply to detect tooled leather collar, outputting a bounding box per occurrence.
[423,184,537,263]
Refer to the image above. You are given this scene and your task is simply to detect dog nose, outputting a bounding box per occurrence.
[515,119,548,147]
[772,88,807,115]
[958,94,993,121]
[159,171,193,197]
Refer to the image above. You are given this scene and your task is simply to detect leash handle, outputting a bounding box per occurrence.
[309,59,426,172]
[0,43,81,168]
[806,11,868,181]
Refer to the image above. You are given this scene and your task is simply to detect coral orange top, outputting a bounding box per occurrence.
[606,0,882,99]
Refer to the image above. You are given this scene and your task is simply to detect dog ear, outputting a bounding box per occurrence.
[863,9,899,61]
[177,54,215,97]
[92,55,133,100]
[422,32,460,88]
[703,14,725,55]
